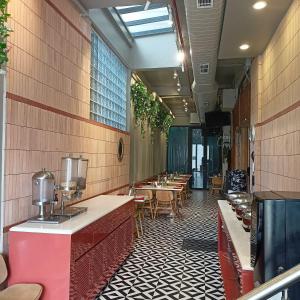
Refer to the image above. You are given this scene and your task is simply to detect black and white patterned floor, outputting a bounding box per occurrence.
[96,191,224,300]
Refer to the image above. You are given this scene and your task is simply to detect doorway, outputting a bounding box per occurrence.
[191,128,221,189]
[167,126,221,190]
[191,128,206,189]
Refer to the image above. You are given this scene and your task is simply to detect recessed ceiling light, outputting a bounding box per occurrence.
[239,44,250,50]
[253,1,267,10]
[177,87,181,92]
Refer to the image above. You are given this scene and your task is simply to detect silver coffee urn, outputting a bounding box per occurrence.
[29,169,57,223]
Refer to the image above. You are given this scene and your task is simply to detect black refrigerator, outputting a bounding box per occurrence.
[251,191,300,299]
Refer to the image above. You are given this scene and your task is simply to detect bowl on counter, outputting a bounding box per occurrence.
[226,192,250,205]
[242,208,252,231]
[231,197,251,211]
[235,202,252,220]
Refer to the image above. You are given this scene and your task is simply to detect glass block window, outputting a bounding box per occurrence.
[90,31,128,130]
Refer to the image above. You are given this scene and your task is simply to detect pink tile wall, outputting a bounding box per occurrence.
[3,0,130,227]
[251,0,300,192]
[7,0,91,118]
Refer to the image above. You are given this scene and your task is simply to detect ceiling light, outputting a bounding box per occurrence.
[144,0,151,10]
[253,1,267,10]
[182,99,186,103]
[177,80,181,87]
[177,50,185,63]
[159,97,163,103]
[177,87,181,92]
[173,70,178,79]
[239,44,250,50]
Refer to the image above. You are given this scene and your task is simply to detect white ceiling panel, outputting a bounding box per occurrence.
[219,0,292,59]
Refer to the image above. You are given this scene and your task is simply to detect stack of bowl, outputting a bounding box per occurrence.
[225,192,252,231]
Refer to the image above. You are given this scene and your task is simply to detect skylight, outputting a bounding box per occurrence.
[115,4,174,38]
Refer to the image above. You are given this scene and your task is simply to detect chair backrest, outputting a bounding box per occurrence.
[156,191,173,202]
[138,189,153,199]
[0,255,8,284]
[212,176,223,187]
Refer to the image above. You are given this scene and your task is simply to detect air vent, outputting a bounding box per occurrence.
[200,63,209,74]
[197,0,213,8]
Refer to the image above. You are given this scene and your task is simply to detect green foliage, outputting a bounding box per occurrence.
[0,0,11,70]
[131,80,173,138]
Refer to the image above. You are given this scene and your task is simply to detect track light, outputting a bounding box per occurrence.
[144,0,151,10]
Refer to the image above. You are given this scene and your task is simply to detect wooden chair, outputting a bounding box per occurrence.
[134,195,145,238]
[154,191,176,218]
[0,255,43,300]
[137,190,155,219]
[210,176,223,195]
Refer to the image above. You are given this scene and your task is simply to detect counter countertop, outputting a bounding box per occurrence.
[218,200,253,271]
[10,195,134,235]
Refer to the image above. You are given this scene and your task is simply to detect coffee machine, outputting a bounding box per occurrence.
[251,191,300,299]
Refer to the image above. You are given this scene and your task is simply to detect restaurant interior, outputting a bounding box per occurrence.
[0,0,299,299]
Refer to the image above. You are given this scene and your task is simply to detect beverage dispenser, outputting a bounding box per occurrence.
[31,169,55,221]
[76,155,88,193]
[54,155,88,217]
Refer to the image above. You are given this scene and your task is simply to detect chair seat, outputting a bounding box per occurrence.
[0,283,43,300]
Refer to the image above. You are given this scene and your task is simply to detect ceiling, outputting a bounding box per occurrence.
[78,0,293,123]
[219,0,293,59]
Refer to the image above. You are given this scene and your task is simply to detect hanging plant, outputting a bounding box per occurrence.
[0,0,11,71]
[131,80,173,138]
[131,81,150,136]
[157,107,173,136]
[148,95,160,130]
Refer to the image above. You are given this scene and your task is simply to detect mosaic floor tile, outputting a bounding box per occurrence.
[96,191,224,300]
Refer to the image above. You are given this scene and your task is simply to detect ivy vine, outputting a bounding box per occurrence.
[0,0,11,70]
[131,81,173,138]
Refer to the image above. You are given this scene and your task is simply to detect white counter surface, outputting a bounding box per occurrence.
[218,200,253,271]
[10,195,134,235]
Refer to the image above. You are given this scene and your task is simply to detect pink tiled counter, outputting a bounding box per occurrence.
[8,195,134,300]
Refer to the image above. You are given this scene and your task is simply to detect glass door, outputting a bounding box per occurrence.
[167,126,222,190]
[191,128,207,189]
[190,128,222,189]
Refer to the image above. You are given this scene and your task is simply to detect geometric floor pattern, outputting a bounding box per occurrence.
[96,191,225,300]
